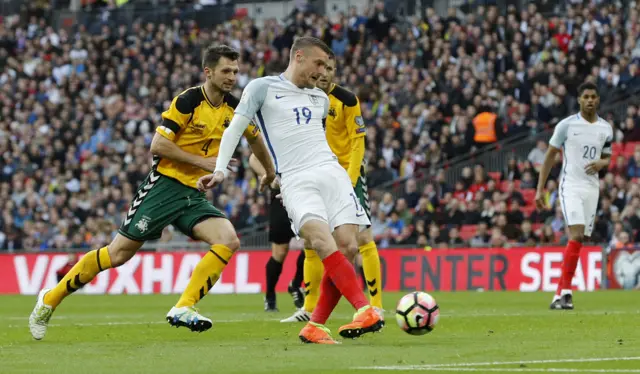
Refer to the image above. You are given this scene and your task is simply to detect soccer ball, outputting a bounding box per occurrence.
[395,291,439,335]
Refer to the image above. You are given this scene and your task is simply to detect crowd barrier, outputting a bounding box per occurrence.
[4,245,634,295]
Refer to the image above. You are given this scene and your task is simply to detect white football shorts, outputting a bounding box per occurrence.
[279,161,371,235]
[558,186,599,237]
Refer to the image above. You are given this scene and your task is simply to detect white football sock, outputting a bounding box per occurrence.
[561,289,573,296]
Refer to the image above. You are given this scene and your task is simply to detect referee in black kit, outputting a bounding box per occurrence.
[249,154,305,312]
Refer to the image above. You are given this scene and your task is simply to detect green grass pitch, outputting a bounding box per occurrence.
[1,291,639,373]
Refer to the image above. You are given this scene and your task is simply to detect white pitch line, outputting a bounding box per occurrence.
[365,368,640,373]
[5,319,278,329]
[6,309,639,321]
[427,356,640,368]
[359,357,640,371]
[6,312,275,321]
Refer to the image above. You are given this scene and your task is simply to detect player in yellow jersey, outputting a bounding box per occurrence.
[28,45,274,340]
[278,57,384,323]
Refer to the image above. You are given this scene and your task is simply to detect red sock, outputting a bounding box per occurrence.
[310,272,341,325]
[323,251,369,310]
[556,240,583,296]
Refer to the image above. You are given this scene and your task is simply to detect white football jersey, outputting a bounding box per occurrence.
[235,75,336,175]
[549,113,613,189]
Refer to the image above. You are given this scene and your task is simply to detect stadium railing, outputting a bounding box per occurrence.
[373,92,640,202]
[368,130,545,202]
[0,0,21,16]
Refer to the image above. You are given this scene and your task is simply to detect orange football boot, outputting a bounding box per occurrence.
[299,322,339,344]
[338,306,384,339]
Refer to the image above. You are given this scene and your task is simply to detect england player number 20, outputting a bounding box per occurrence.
[582,145,597,160]
[293,107,312,125]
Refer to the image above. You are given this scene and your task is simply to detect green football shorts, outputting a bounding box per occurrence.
[118,171,226,242]
[353,160,371,220]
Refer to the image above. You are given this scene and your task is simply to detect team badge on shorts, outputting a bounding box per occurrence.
[135,216,151,233]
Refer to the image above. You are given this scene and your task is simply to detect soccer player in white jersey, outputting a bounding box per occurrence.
[535,82,613,310]
[198,37,383,344]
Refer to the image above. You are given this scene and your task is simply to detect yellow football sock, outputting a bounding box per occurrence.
[44,247,112,309]
[302,249,323,313]
[176,244,234,308]
[360,241,383,309]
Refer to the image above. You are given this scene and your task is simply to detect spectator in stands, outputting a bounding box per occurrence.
[392,226,414,247]
[508,200,525,225]
[472,105,500,149]
[520,171,536,189]
[378,192,395,216]
[442,199,465,228]
[413,197,434,225]
[621,117,640,141]
[244,203,268,228]
[464,200,481,225]
[368,158,395,188]
[527,140,548,169]
[627,150,640,178]
[503,181,526,206]
[428,224,447,248]
[406,219,426,246]
[495,214,520,241]
[370,209,387,241]
[501,157,522,181]
[480,200,495,225]
[539,225,556,245]
[543,180,559,209]
[394,198,413,226]
[621,196,640,228]
[611,155,629,177]
[403,178,420,208]
[609,222,628,248]
[453,180,470,202]
[518,220,539,246]
[448,227,465,247]
[470,222,490,247]
[489,227,507,248]
[386,211,405,237]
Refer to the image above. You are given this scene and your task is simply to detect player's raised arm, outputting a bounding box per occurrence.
[344,96,366,187]
[535,119,568,209]
[151,91,221,172]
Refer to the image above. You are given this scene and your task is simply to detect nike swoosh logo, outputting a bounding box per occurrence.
[356,213,365,217]
[275,95,285,99]
[574,133,580,135]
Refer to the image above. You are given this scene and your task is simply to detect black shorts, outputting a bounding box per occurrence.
[269,191,295,245]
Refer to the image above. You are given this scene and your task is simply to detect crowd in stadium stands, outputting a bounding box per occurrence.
[1,0,640,251]
[372,142,640,249]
